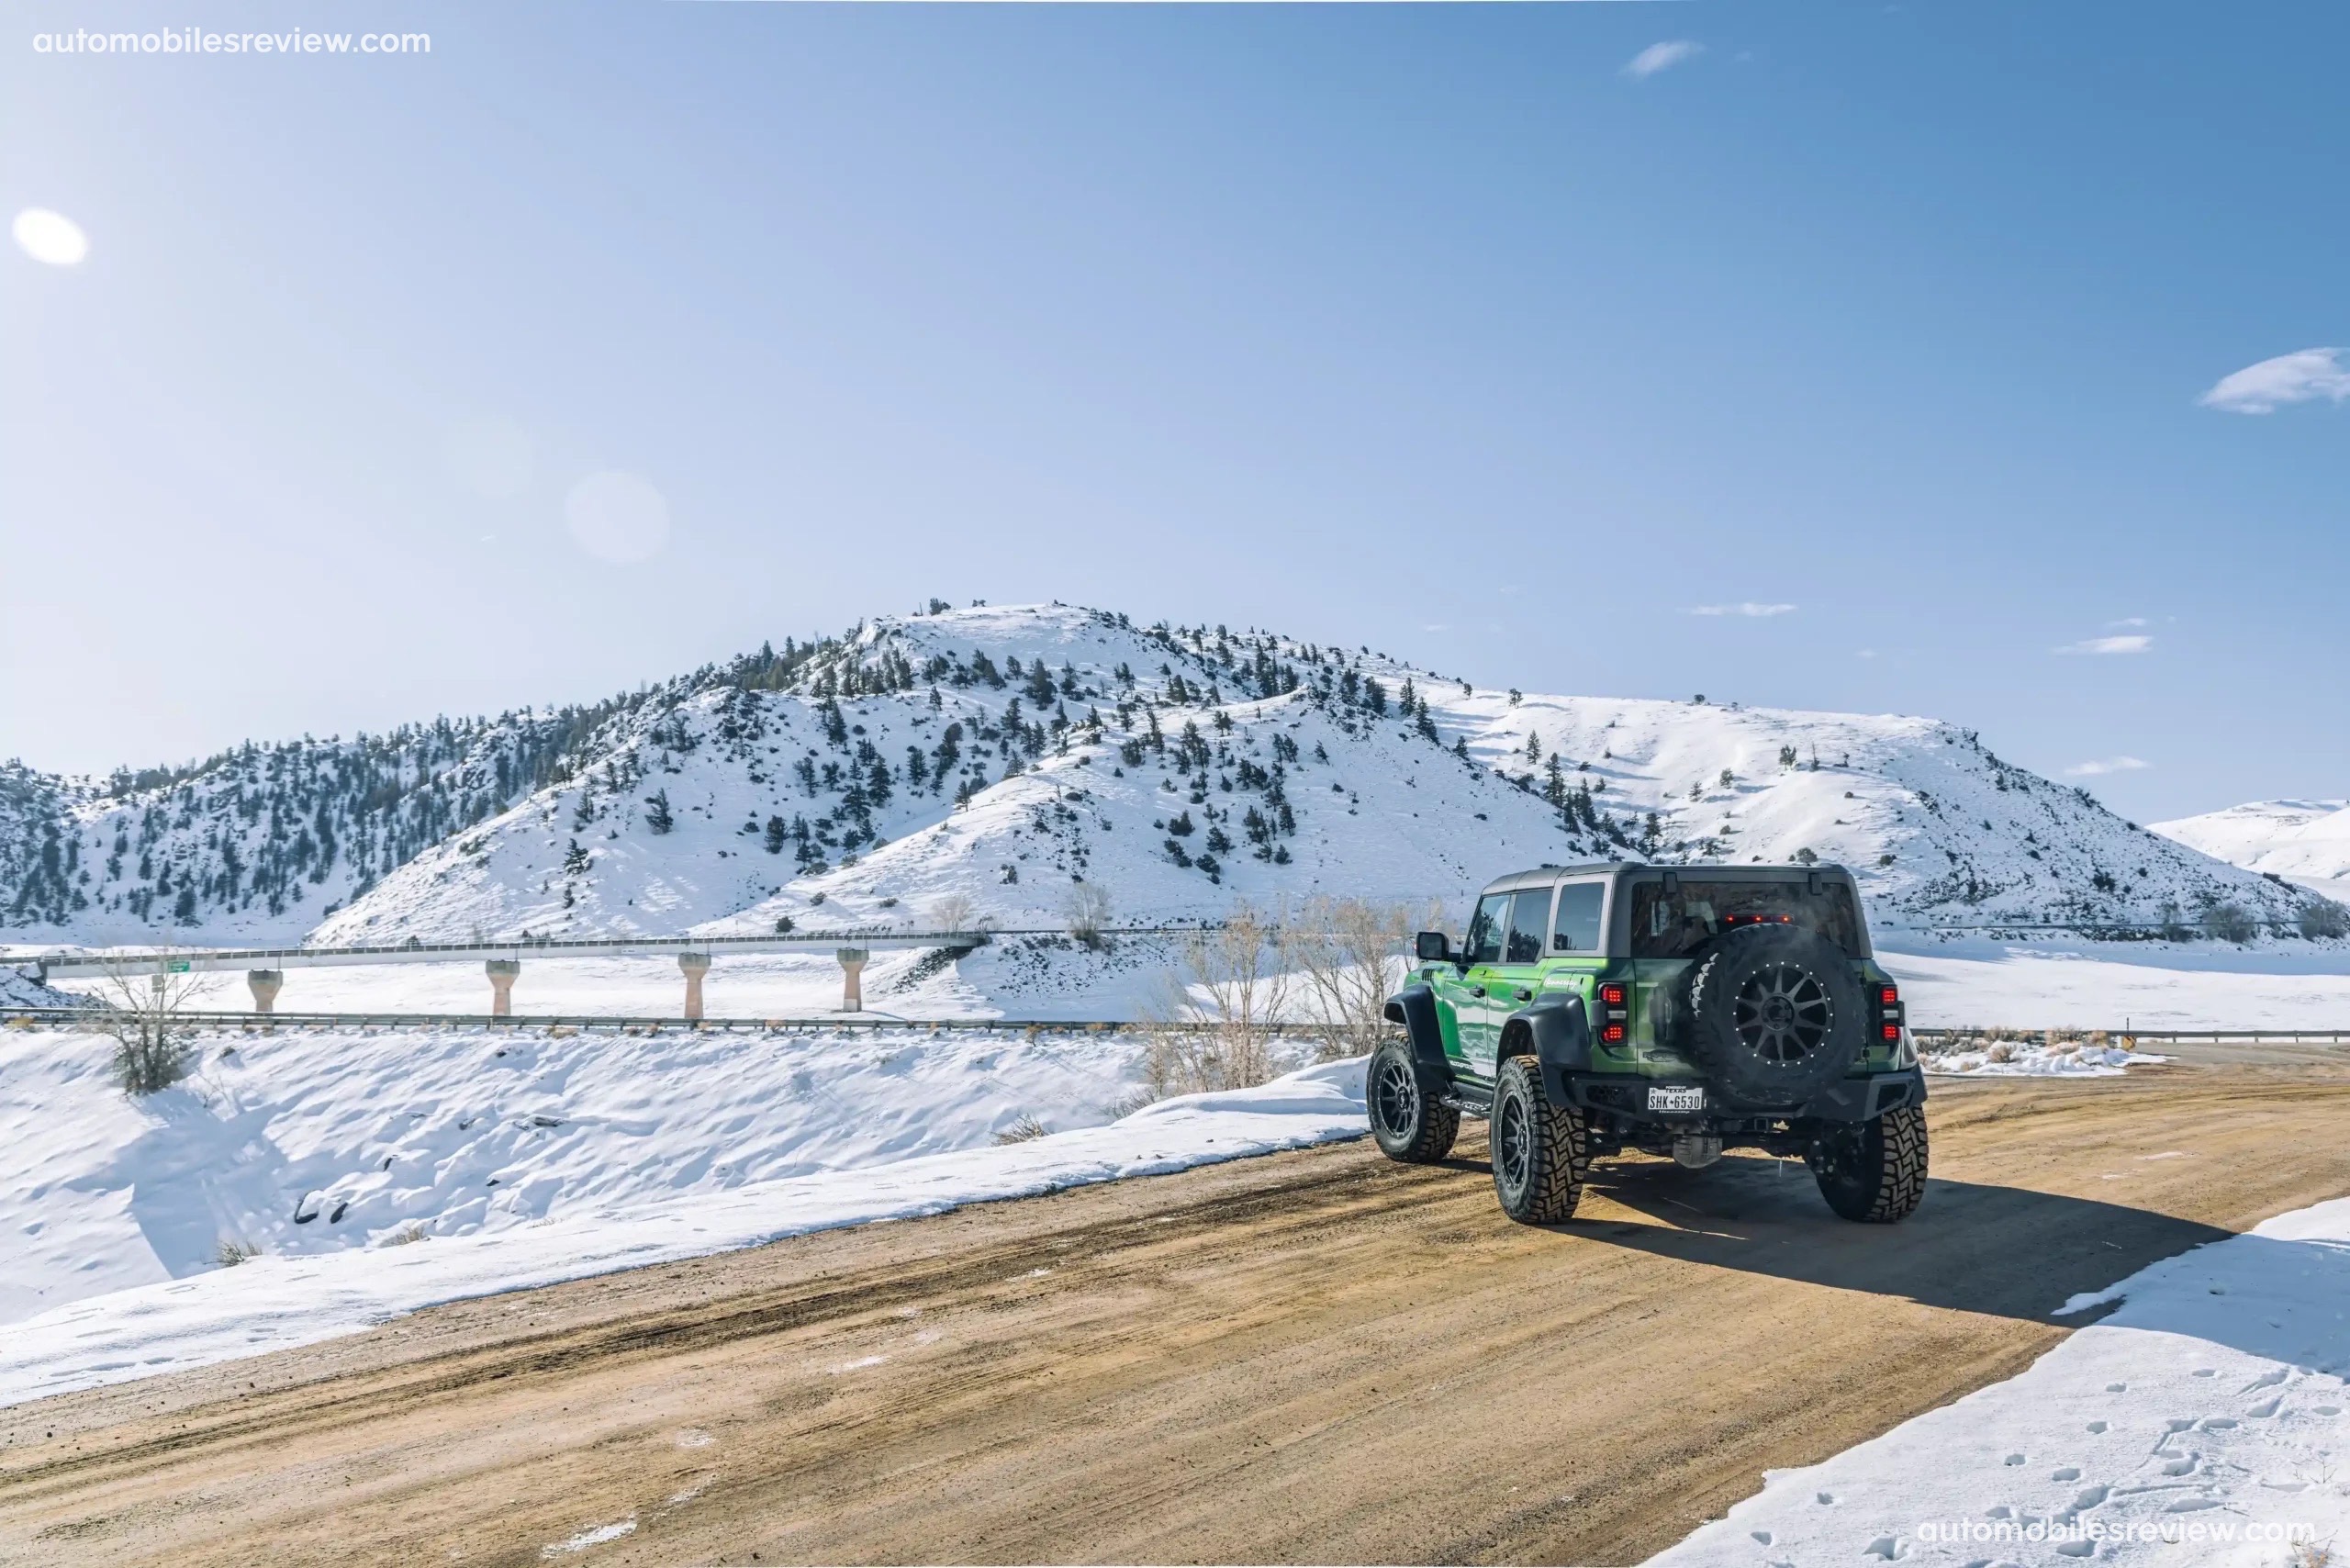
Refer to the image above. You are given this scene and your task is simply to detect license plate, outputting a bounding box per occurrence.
[1648,1085,1706,1113]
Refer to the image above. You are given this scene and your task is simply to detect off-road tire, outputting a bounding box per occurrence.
[1367,1040,1459,1164]
[1490,1055,1588,1225]
[1682,924,1868,1105]
[1810,1103,1928,1223]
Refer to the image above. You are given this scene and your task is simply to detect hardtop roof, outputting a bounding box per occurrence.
[1475,862,1858,897]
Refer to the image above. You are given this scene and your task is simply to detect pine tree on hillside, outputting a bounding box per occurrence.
[644,790,675,834]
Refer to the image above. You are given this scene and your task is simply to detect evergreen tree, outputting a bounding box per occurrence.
[644,790,675,834]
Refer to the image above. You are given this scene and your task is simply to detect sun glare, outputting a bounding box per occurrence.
[12,207,90,266]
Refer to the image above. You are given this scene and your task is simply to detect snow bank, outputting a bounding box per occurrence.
[1649,1196,2350,1566]
[1920,1040,2166,1078]
[0,1021,1182,1325]
[0,1058,1368,1409]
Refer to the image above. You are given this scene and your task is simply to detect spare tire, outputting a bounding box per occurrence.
[1680,924,1866,1105]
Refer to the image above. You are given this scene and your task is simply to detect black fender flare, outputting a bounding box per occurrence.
[1382,983,1455,1088]
[1495,992,1594,1110]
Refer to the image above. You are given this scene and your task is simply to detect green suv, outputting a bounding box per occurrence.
[1376,862,1927,1226]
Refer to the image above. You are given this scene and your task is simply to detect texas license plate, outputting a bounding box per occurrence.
[1648,1085,1706,1113]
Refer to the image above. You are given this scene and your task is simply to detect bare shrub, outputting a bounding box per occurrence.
[1064,881,1113,951]
[1283,897,1415,1062]
[1986,1040,2017,1064]
[378,1220,430,1248]
[2300,900,2350,941]
[1144,902,1291,1095]
[84,957,214,1095]
[992,1113,1050,1145]
[2202,902,2255,945]
[928,892,985,935]
[215,1238,261,1268]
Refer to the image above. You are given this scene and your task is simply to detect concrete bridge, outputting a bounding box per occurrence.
[8,927,1046,1019]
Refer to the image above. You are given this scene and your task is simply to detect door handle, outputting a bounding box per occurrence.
[1515,988,1533,1002]
[1469,985,1486,998]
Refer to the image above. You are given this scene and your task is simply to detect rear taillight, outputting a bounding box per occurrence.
[1879,983,1904,1041]
[1598,980,1629,1045]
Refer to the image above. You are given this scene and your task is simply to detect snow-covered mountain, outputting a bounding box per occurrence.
[2152,799,2350,904]
[2,603,2328,947]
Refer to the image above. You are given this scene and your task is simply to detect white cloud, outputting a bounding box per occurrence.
[1686,602,1796,618]
[2105,616,2148,629]
[2064,756,2151,778]
[2053,633,2152,655]
[1624,40,1703,79]
[2199,348,2350,414]
[12,208,88,267]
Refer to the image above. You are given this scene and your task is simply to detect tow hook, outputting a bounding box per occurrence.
[1672,1133,1724,1170]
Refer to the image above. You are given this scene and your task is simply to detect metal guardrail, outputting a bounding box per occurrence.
[6,1009,2344,1045]
[0,1007,1346,1036]
[1912,1027,2349,1047]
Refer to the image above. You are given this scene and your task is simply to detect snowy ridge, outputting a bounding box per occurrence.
[3,602,2328,948]
[2153,798,2350,904]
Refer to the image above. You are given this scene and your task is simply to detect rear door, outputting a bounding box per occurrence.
[1543,878,1610,1009]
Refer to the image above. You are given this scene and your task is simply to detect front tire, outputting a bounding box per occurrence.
[1490,1056,1588,1225]
[1368,1040,1459,1163]
[1810,1103,1928,1223]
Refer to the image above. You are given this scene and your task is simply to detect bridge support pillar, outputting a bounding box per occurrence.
[836,947,869,1014]
[679,951,711,1021]
[247,969,283,1014]
[486,959,520,1018]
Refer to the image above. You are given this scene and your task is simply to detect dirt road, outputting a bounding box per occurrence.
[5,1061,2349,1567]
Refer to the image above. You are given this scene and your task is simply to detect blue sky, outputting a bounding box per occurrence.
[4,1,2343,823]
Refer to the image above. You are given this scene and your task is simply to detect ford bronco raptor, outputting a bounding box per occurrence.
[1377,862,1926,1226]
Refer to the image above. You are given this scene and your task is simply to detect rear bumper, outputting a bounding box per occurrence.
[1561,1065,1925,1128]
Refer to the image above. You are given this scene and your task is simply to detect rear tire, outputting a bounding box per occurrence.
[1810,1103,1928,1222]
[1368,1040,1459,1163]
[1490,1056,1588,1225]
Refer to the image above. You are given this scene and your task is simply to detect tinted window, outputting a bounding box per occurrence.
[1464,893,1509,965]
[1550,881,1605,953]
[1505,890,1550,964]
[1628,879,1863,959]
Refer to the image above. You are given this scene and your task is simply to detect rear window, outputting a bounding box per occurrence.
[1628,879,1863,960]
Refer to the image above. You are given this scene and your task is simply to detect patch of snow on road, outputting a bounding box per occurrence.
[0,1058,1369,1409]
[541,1517,635,1557]
[1648,1195,2350,1566]
[1920,1040,2166,1078]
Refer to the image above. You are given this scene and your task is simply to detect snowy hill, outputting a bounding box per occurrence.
[2,603,2326,948]
[2152,799,2350,903]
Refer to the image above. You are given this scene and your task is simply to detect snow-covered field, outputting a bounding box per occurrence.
[1651,1195,2350,1567]
[0,1048,1368,1407]
[1879,937,2350,1034]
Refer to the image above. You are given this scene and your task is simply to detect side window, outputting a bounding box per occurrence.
[1505,890,1550,964]
[1551,881,1605,952]
[1464,894,1509,965]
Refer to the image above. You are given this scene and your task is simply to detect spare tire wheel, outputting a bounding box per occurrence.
[1680,924,1866,1104]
